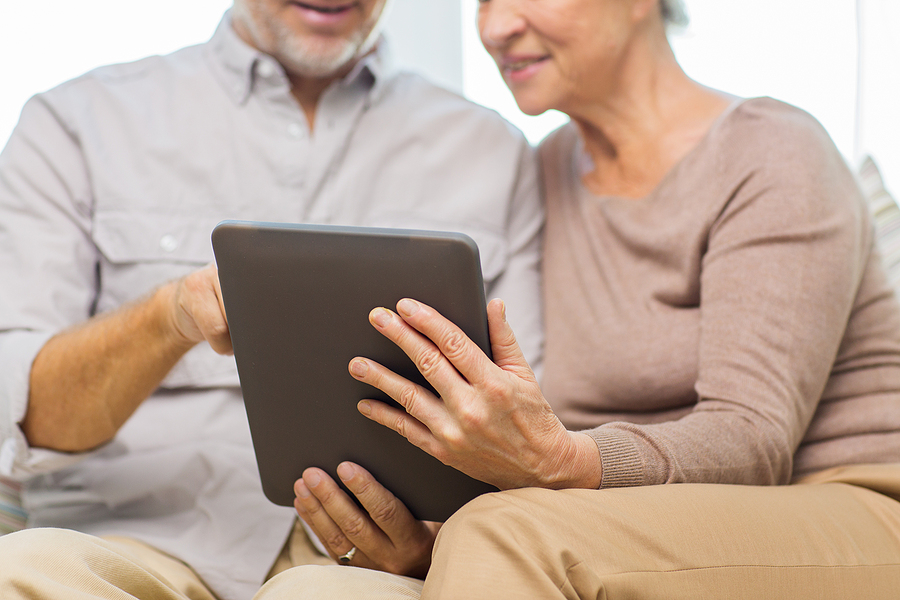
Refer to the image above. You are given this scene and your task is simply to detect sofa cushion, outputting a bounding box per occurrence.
[860,155,900,290]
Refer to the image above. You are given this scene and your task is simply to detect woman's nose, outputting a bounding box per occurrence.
[478,0,528,49]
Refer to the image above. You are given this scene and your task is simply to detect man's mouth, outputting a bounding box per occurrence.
[294,1,355,14]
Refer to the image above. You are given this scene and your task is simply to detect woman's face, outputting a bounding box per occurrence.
[477,0,644,116]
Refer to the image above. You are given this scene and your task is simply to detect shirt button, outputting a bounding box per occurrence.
[287,123,304,138]
[159,234,178,253]
[257,61,275,78]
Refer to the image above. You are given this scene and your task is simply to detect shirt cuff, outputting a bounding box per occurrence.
[586,427,645,488]
[0,330,87,479]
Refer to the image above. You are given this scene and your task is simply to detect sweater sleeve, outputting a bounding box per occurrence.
[589,102,870,487]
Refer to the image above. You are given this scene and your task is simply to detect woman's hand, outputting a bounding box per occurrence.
[294,462,440,579]
[349,298,602,491]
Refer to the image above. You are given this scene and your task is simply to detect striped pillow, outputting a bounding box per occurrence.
[0,477,25,535]
[860,156,900,291]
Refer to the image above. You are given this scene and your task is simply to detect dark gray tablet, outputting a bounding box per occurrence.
[212,220,497,522]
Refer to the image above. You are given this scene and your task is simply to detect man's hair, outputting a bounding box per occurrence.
[660,0,689,28]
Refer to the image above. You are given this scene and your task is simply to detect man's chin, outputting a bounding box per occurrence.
[277,37,365,78]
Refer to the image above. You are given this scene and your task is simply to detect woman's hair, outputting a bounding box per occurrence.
[660,0,689,28]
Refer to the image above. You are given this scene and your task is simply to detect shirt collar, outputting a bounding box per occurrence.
[206,11,394,107]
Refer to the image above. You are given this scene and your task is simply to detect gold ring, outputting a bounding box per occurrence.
[338,546,357,564]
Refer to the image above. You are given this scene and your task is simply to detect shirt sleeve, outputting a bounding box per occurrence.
[589,107,869,487]
[483,138,545,381]
[0,90,101,478]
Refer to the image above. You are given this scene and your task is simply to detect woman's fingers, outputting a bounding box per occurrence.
[350,359,445,455]
[485,298,535,379]
[368,306,469,399]
[368,300,494,402]
[395,299,494,386]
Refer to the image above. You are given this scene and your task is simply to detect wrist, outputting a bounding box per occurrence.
[153,281,199,353]
[547,432,603,490]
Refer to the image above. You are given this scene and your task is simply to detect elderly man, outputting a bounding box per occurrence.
[0,0,543,598]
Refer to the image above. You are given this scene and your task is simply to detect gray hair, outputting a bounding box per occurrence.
[660,0,689,28]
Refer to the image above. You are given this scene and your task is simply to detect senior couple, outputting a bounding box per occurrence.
[1,0,899,598]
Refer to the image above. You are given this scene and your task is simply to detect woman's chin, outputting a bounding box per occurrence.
[511,97,555,118]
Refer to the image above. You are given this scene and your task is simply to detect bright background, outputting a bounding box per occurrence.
[1,0,898,195]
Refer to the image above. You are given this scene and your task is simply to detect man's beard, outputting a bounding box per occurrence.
[269,23,376,77]
[235,3,386,78]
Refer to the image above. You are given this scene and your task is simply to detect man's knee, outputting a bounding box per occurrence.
[0,527,86,565]
[258,565,423,599]
[0,528,98,592]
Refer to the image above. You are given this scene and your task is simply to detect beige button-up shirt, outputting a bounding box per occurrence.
[0,14,543,600]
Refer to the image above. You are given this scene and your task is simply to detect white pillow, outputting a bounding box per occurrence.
[860,155,900,291]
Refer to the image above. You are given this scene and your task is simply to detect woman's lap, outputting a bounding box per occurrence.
[423,463,900,599]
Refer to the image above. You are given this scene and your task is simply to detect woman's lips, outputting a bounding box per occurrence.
[503,56,550,83]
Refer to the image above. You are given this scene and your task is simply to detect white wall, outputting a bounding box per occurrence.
[0,0,461,148]
[0,0,231,148]
[2,1,897,198]
[857,0,900,197]
[383,0,462,94]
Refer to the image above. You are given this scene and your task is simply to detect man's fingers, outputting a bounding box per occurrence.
[175,265,233,355]
[336,462,422,546]
[295,468,387,561]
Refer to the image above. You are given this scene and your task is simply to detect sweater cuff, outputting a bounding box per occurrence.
[586,428,644,488]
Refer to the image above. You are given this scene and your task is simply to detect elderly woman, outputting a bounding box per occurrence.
[281,0,900,597]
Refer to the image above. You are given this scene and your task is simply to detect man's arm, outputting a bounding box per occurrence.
[23,264,231,452]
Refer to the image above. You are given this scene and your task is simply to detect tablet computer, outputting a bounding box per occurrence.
[212,220,498,522]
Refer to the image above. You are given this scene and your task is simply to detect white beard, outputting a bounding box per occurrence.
[234,1,388,78]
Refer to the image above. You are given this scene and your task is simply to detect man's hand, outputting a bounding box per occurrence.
[349,298,603,491]
[294,463,440,579]
[24,264,232,452]
[168,263,233,355]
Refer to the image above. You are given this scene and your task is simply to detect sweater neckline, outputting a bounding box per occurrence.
[573,97,749,204]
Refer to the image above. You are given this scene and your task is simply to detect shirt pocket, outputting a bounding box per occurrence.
[92,211,239,389]
[364,213,510,287]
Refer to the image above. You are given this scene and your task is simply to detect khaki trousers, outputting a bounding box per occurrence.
[423,463,900,599]
[0,519,423,599]
[1,464,898,599]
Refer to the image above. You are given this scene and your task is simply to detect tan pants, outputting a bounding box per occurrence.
[423,463,900,599]
[1,464,899,599]
[0,519,423,599]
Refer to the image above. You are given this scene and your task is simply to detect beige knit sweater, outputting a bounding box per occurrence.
[539,98,900,487]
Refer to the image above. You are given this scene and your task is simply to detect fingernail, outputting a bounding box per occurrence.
[305,471,321,487]
[358,400,372,416]
[370,307,392,327]
[349,359,368,378]
[500,299,507,322]
[295,480,311,499]
[337,462,355,482]
[398,299,419,317]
